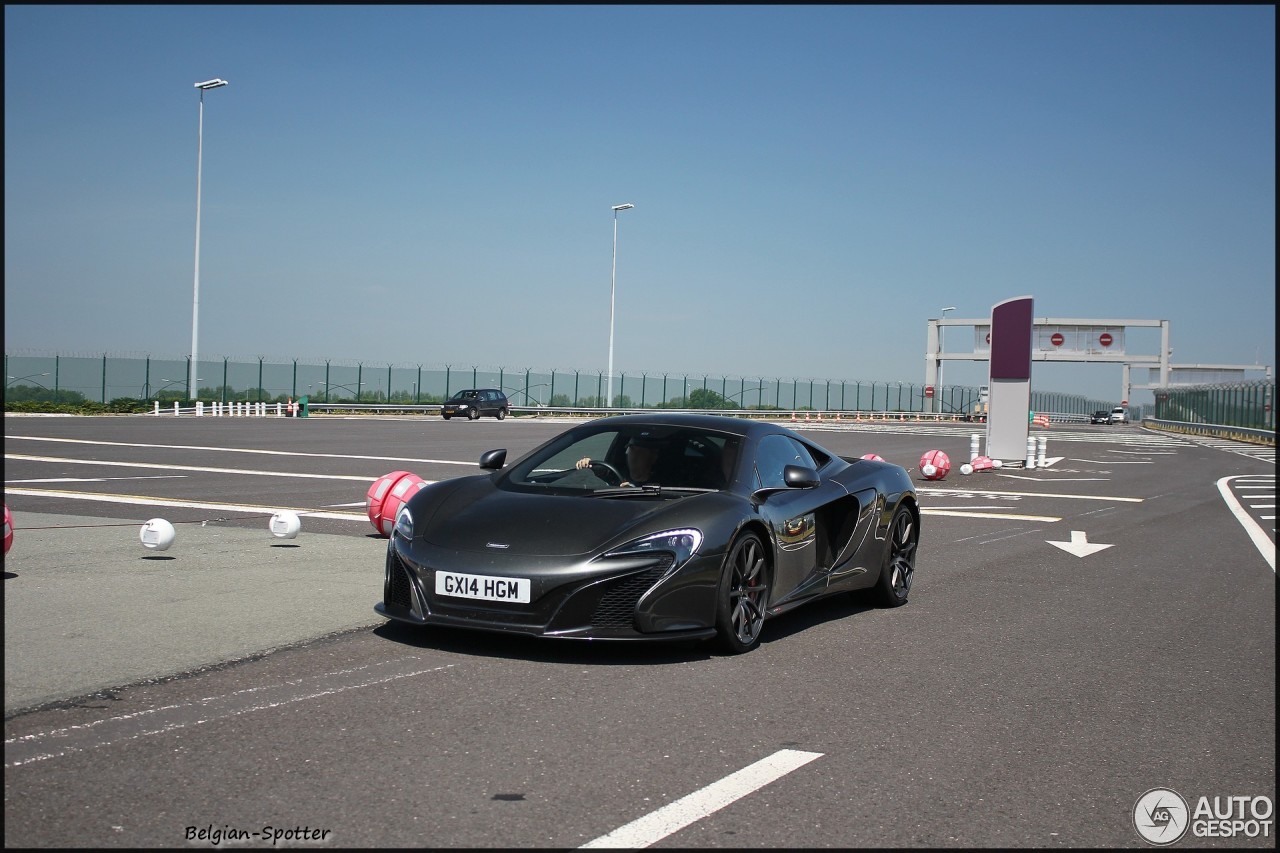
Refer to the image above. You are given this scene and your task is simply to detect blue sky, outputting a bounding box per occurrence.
[4,5,1274,403]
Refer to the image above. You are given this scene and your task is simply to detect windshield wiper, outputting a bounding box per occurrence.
[590,485,717,498]
[591,485,664,497]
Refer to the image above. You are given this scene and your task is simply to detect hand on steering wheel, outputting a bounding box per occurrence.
[587,460,625,486]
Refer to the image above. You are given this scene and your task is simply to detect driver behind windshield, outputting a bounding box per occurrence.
[575,433,665,487]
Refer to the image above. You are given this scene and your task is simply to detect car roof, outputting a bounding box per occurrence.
[573,412,800,442]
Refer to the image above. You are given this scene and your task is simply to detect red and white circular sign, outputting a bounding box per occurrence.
[1099,333,1114,347]
[1050,332,1064,347]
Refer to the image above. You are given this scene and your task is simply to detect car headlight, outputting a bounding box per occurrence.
[457,404,470,410]
[605,528,703,572]
[394,505,413,540]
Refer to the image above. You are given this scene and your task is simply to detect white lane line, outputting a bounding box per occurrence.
[580,749,823,848]
[923,509,1060,522]
[5,434,476,467]
[4,660,454,768]
[919,487,1143,503]
[7,475,188,483]
[2,488,370,522]
[1216,476,1276,572]
[5,453,380,482]
[1069,459,1154,464]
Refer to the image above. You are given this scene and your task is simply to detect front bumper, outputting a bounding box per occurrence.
[375,540,718,642]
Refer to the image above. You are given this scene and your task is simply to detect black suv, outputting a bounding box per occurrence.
[441,389,510,420]
[1089,410,1111,424]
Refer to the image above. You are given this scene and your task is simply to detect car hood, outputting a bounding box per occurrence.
[414,476,705,557]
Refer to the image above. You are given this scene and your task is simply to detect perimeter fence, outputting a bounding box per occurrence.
[4,351,1119,418]
[1152,379,1275,431]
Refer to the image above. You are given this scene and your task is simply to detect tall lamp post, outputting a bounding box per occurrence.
[938,306,956,411]
[607,202,634,409]
[190,78,229,402]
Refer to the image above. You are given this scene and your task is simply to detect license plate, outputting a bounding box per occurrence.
[435,570,531,603]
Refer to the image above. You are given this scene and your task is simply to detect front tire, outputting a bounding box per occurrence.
[873,504,918,607]
[496,408,508,420]
[714,532,770,654]
[467,408,480,420]
[442,413,451,420]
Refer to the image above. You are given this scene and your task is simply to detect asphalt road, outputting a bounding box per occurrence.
[3,412,1275,848]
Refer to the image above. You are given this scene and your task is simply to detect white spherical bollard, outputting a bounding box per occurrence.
[991,458,1003,469]
[960,463,974,475]
[140,518,176,551]
[921,463,937,478]
[270,511,302,539]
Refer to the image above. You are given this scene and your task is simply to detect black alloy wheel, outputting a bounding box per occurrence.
[874,505,917,607]
[496,407,508,420]
[714,532,770,654]
[467,407,480,420]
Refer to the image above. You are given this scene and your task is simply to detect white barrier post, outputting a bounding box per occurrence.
[970,434,981,461]
[173,401,180,417]
[1025,437,1037,468]
[153,401,160,416]
[276,402,283,417]
[196,401,204,417]
[1037,435,1047,468]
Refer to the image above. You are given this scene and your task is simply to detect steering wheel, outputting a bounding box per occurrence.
[587,460,625,486]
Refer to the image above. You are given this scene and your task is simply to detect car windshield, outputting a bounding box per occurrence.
[448,391,479,402]
[500,425,740,495]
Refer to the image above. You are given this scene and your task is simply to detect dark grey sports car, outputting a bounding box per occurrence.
[376,413,919,653]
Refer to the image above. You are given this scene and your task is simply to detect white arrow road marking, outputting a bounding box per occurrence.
[1047,530,1115,557]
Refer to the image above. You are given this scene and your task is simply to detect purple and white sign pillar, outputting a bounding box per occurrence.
[985,295,1034,462]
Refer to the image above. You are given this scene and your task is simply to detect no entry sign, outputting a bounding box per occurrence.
[1099,332,1114,347]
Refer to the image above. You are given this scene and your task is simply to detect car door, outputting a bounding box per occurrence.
[752,434,846,607]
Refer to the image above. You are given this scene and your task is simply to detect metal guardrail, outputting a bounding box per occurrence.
[1142,417,1276,446]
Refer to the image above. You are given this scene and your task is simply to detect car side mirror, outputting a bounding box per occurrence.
[783,464,820,489]
[751,464,820,504]
[479,449,507,470]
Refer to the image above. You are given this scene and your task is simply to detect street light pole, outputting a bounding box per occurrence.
[6,372,50,388]
[190,78,228,402]
[607,202,634,409]
[938,306,956,411]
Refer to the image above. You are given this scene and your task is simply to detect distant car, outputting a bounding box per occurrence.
[1090,410,1112,424]
[441,389,510,420]
[1109,407,1128,424]
[376,413,920,654]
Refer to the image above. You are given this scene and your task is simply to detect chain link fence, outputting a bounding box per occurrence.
[5,351,1118,417]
